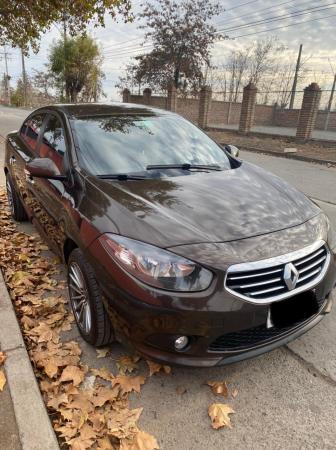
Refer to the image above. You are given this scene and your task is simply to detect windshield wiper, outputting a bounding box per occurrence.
[146,163,222,171]
[97,174,147,180]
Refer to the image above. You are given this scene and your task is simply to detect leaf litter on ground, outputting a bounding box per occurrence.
[0,187,239,446]
[0,187,159,449]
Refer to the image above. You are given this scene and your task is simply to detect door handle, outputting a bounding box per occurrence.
[9,156,16,165]
[24,168,35,185]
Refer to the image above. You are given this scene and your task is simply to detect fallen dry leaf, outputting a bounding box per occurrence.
[92,386,119,407]
[47,393,69,411]
[0,352,7,365]
[116,355,139,375]
[146,360,171,377]
[121,430,160,450]
[207,380,229,398]
[59,365,85,386]
[44,360,59,379]
[112,375,146,395]
[97,436,114,449]
[208,403,235,429]
[0,370,6,391]
[91,367,114,382]
[96,348,110,358]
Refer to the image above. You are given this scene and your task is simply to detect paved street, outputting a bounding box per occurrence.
[0,106,336,449]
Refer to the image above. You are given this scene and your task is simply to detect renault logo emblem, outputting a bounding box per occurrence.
[283,263,299,290]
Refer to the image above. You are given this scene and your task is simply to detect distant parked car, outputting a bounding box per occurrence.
[3,103,336,367]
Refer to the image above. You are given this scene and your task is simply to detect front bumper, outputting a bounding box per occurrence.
[86,221,336,367]
[134,293,333,367]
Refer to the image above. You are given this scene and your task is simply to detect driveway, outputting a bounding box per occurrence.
[1,106,336,449]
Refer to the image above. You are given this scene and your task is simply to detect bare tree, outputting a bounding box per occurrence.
[126,0,223,92]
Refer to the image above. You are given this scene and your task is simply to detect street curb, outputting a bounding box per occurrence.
[0,272,60,450]
[233,145,336,167]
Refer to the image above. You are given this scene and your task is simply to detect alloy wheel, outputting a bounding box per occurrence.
[68,262,92,334]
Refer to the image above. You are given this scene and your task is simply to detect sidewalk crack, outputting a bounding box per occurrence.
[285,345,336,387]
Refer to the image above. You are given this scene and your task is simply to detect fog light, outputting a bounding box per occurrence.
[174,335,189,351]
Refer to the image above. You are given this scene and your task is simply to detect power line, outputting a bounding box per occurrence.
[213,0,319,27]
[215,3,336,34]
[102,0,322,53]
[232,12,336,38]
[101,3,336,58]
[224,0,262,12]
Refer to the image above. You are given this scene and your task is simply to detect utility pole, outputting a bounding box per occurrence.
[2,46,11,105]
[21,49,27,107]
[289,44,303,110]
[325,73,336,131]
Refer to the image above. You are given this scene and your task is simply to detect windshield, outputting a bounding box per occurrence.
[73,114,231,176]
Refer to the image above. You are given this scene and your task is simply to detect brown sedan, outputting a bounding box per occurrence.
[4,103,336,366]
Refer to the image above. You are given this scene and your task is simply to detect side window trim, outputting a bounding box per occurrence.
[40,112,69,174]
[19,112,48,156]
[35,114,50,156]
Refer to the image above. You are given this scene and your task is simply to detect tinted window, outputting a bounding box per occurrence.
[40,115,66,171]
[73,115,231,176]
[22,114,45,153]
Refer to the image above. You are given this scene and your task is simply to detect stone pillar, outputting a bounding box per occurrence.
[167,84,177,112]
[239,82,257,133]
[143,88,152,105]
[122,88,130,103]
[198,86,212,129]
[296,82,321,141]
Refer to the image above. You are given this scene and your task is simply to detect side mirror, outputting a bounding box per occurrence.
[25,158,66,181]
[224,145,240,158]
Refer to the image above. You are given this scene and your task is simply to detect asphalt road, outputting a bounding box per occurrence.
[0,106,336,449]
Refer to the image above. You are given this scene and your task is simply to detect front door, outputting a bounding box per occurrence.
[28,113,71,255]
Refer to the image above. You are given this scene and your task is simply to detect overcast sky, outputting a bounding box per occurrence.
[2,0,336,101]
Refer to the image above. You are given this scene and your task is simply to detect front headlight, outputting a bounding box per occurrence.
[99,234,213,292]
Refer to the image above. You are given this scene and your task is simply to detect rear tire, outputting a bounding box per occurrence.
[6,175,28,222]
[67,248,114,346]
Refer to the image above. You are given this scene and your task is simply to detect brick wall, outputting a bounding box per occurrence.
[316,111,336,131]
[176,97,199,124]
[126,92,336,131]
[273,108,301,127]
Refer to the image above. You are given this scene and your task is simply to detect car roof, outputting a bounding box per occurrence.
[40,102,174,119]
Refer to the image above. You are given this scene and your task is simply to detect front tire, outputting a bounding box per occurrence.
[6,175,28,222]
[67,248,114,346]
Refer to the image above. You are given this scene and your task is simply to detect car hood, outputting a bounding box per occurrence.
[84,161,320,248]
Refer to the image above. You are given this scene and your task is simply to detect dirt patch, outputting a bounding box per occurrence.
[208,130,336,165]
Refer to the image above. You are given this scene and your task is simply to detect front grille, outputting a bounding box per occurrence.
[209,291,327,352]
[225,240,330,304]
[208,324,293,351]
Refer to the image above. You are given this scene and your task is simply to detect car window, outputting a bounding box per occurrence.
[22,114,46,153]
[40,115,67,172]
[73,114,231,176]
